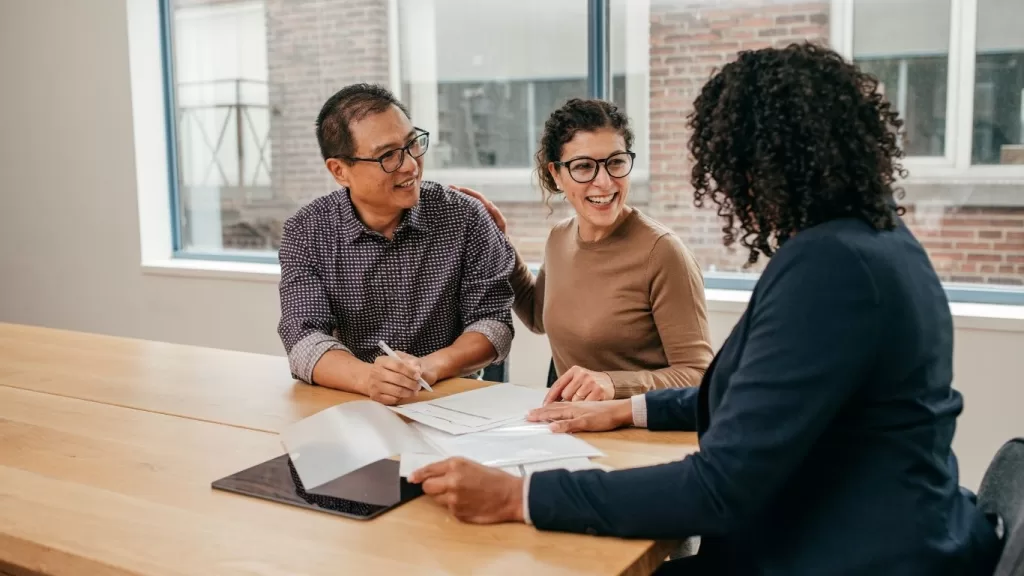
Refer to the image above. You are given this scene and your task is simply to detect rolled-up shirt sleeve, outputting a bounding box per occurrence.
[459,201,516,362]
[277,216,351,383]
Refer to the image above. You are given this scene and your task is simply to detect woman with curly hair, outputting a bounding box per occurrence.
[411,43,1003,574]
[457,98,714,404]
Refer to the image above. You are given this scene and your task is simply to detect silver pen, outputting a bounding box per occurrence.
[377,340,433,392]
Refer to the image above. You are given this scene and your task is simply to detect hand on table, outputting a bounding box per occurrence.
[544,366,615,404]
[408,457,524,524]
[526,399,633,433]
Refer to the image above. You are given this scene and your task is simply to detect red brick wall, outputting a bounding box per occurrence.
[905,205,1024,285]
[265,0,391,207]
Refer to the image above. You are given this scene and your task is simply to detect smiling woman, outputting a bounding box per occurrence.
[459,98,714,404]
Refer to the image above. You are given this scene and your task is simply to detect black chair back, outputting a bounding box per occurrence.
[977,437,1024,576]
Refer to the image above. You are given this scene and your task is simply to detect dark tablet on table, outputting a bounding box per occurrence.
[211,454,423,520]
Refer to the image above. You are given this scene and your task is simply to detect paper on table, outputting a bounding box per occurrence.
[399,454,527,479]
[520,457,612,474]
[390,383,547,435]
[280,400,433,491]
[411,421,604,468]
[398,454,602,478]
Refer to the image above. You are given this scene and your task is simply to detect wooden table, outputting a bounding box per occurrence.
[0,323,699,576]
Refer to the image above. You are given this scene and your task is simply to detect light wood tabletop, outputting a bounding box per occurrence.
[0,322,699,576]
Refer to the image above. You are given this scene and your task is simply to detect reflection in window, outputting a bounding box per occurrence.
[857,57,948,156]
[973,0,1024,165]
[852,0,950,157]
[433,76,626,169]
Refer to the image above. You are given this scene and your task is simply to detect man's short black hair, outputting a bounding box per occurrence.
[315,83,410,161]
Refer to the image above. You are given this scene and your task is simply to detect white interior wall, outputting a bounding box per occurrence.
[0,0,1021,492]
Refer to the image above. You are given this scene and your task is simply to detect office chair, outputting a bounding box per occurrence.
[482,361,508,383]
[977,437,1024,576]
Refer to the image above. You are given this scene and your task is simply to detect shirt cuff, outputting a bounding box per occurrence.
[464,319,514,363]
[288,331,352,384]
[631,394,648,428]
[522,472,533,525]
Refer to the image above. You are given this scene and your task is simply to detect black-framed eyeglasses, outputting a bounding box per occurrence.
[553,151,636,183]
[337,128,430,173]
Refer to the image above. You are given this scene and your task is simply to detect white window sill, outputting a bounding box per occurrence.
[141,259,1024,332]
[142,259,281,283]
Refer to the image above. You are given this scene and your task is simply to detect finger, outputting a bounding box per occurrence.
[560,373,586,402]
[378,355,421,380]
[378,362,421,391]
[488,205,506,232]
[409,458,455,483]
[550,417,587,434]
[373,392,404,406]
[421,476,453,496]
[544,368,575,404]
[584,387,605,401]
[569,380,596,402]
[386,383,418,399]
[431,491,455,511]
[450,185,484,201]
[526,403,577,422]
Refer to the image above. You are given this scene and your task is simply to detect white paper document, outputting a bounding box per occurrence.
[280,400,432,491]
[412,421,603,468]
[398,452,447,478]
[280,385,604,493]
[390,383,547,435]
[398,454,609,478]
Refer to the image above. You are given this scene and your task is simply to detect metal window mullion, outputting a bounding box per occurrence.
[587,0,610,100]
[158,0,185,252]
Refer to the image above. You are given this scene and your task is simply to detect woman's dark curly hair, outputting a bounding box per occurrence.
[687,42,907,266]
[535,98,634,207]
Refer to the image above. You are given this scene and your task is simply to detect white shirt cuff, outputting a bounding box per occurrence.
[631,394,648,428]
[522,472,533,525]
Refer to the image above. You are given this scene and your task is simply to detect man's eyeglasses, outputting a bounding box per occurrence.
[337,128,430,173]
[553,151,636,184]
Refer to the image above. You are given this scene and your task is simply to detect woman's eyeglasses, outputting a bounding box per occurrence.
[554,151,636,184]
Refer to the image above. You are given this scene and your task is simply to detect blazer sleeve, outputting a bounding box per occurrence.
[526,237,882,539]
[642,388,701,431]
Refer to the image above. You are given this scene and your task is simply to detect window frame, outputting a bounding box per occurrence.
[156,0,1024,305]
[834,0,1024,182]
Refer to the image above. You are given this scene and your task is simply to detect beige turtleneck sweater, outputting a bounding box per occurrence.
[510,208,713,398]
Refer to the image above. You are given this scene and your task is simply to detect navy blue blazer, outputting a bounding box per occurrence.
[528,217,1001,575]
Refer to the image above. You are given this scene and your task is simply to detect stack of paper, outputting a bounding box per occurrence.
[280,384,610,492]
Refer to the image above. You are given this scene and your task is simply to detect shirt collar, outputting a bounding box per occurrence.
[334,188,427,244]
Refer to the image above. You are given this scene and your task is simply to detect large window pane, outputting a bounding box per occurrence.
[400,0,588,173]
[163,0,1024,291]
[853,0,950,157]
[169,0,275,253]
[973,0,1024,165]
[166,0,587,255]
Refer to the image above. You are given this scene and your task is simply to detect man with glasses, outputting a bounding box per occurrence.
[276,83,516,405]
